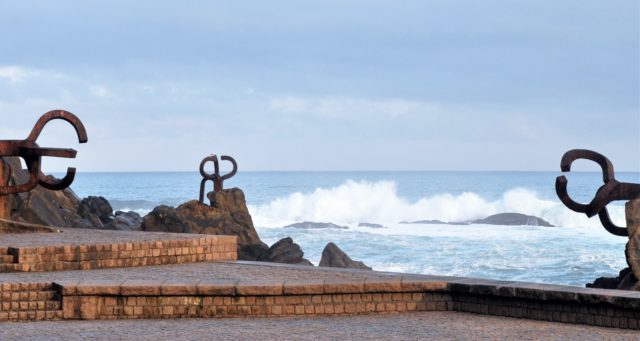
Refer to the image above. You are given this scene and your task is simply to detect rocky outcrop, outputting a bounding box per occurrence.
[319,242,371,270]
[140,190,269,260]
[0,157,140,231]
[2,157,100,228]
[284,221,348,229]
[472,213,554,227]
[257,237,313,266]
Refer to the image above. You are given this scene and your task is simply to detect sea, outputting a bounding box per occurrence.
[67,171,640,287]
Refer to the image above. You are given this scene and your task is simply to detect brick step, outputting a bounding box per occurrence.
[0,299,61,312]
[0,254,15,263]
[0,309,63,321]
[0,290,57,303]
[0,264,28,272]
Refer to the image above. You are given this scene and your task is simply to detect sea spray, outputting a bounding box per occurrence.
[248,180,626,229]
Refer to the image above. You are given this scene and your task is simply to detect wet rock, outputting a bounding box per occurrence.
[319,242,371,270]
[257,237,313,266]
[586,268,638,290]
[284,221,348,229]
[140,189,268,260]
[104,211,142,231]
[472,213,554,227]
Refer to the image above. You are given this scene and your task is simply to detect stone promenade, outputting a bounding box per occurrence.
[2,312,638,340]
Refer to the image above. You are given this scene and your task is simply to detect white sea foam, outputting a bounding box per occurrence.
[248,180,626,230]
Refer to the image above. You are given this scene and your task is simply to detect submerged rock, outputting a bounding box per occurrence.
[319,242,371,270]
[400,219,468,225]
[257,237,313,266]
[358,222,387,228]
[471,213,554,227]
[284,221,348,229]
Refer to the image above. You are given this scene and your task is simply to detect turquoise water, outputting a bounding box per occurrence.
[66,171,640,286]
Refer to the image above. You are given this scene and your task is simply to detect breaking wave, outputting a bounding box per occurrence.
[248,180,625,229]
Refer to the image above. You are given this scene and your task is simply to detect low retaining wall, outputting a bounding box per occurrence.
[2,263,640,329]
[0,236,237,272]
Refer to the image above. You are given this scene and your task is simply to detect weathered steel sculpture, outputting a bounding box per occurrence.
[555,149,640,236]
[0,110,87,196]
[198,154,237,205]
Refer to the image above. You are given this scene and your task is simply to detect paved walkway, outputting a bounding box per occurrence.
[0,261,402,283]
[1,311,637,340]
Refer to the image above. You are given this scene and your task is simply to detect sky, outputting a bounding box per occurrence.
[0,1,638,172]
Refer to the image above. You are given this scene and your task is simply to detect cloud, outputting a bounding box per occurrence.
[89,85,110,98]
[268,95,431,119]
[0,66,38,82]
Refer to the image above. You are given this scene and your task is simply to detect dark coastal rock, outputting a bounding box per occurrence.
[257,237,313,266]
[358,222,387,228]
[140,190,269,260]
[1,157,101,228]
[625,199,640,282]
[78,196,114,225]
[319,242,371,270]
[586,268,638,290]
[104,211,142,231]
[472,213,554,227]
[284,221,348,229]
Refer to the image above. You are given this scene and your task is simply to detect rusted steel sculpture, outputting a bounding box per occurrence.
[556,149,640,236]
[198,154,237,204]
[0,110,88,195]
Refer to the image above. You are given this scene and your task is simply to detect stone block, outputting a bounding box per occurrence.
[160,280,197,296]
[324,279,365,294]
[235,280,283,296]
[283,281,324,295]
[120,280,161,296]
[196,279,237,296]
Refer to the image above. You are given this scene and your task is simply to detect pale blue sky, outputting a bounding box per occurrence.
[0,1,638,171]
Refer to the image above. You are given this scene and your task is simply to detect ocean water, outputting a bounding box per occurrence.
[67,171,640,287]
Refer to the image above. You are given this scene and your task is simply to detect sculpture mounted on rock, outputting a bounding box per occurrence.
[198,154,237,205]
[0,110,87,229]
[556,149,640,290]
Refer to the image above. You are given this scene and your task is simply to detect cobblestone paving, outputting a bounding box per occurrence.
[0,261,399,283]
[0,228,202,248]
[1,312,638,340]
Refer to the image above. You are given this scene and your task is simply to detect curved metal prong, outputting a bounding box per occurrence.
[597,208,628,237]
[198,178,210,204]
[220,155,237,180]
[38,167,76,190]
[555,175,591,215]
[560,149,614,183]
[0,157,41,195]
[27,110,88,144]
[199,155,218,180]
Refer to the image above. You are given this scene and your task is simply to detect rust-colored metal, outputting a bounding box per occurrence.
[0,110,88,195]
[555,149,640,236]
[198,154,237,204]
